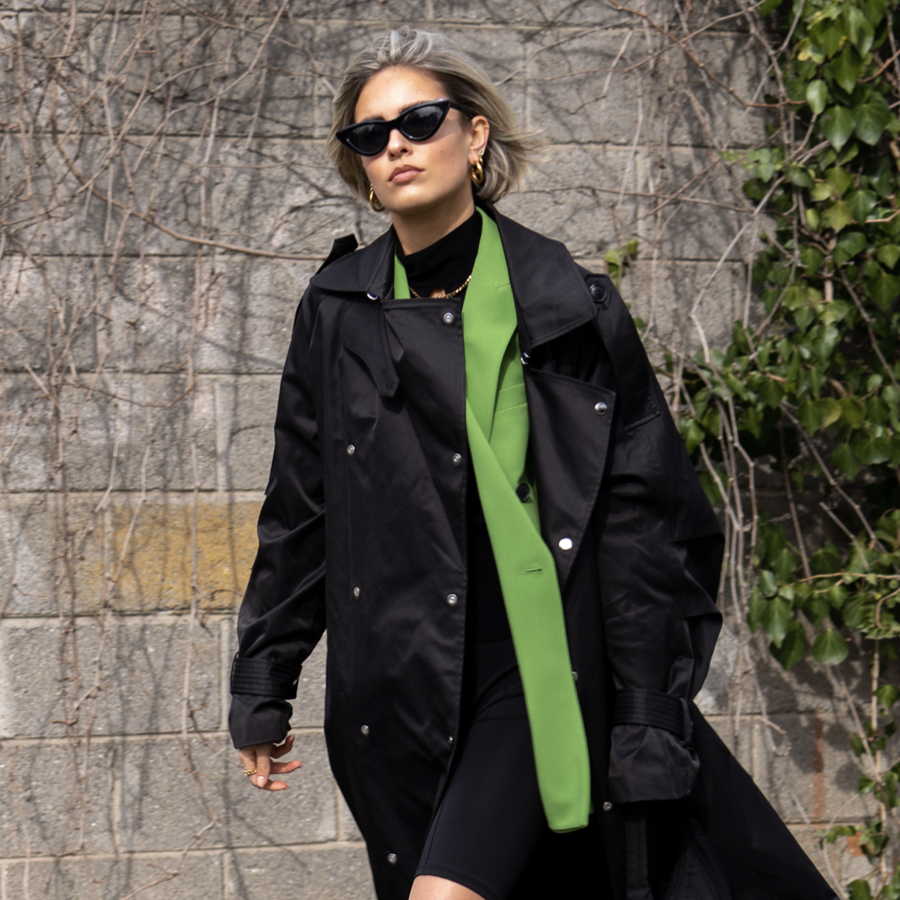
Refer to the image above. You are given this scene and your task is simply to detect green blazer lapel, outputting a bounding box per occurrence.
[462,210,518,442]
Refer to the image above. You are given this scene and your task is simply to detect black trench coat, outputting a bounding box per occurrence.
[230,203,837,900]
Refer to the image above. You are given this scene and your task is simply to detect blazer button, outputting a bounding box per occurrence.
[602,801,613,812]
[447,593,459,606]
[594,401,608,416]
[347,444,356,455]
[387,853,398,865]
[443,312,455,325]
[558,537,573,551]
[361,725,370,735]
[590,282,607,303]
[353,586,360,597]
[515,483,531,502]
[452,452,463,466]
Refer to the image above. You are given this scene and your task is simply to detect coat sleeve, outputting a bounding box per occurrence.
[228,287,327,750]
[589,275,725,804]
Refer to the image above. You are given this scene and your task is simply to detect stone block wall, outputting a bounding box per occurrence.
[0,1,872,897]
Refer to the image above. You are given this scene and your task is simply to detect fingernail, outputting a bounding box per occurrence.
[257,775,266,787]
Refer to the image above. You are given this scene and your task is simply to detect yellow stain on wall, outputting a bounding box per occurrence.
[106,498,260,611]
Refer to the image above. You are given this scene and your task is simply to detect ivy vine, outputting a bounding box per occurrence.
[675,0,900,894]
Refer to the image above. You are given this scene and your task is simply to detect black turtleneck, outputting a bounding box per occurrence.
[396,209,482,299]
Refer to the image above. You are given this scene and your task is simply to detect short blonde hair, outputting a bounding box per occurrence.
[327,27,544,204]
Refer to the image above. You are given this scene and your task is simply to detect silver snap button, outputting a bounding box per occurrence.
[594,401,608,416]
[447,593,459,606]
[558,537,573,551]
[448,735,454,745]
[452,452,463,466]
[353,586,360,598]
[602,801,613,812]
[387,853,398,865]
[443,312,455,325]
[361,725,369,735]
[347,444,356,455]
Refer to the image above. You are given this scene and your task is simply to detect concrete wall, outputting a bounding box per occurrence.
[0,1,871,897]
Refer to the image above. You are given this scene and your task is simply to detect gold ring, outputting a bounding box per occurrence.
[243,767,258,777]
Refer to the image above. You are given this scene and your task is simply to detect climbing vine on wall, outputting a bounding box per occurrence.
[678,1,900,894]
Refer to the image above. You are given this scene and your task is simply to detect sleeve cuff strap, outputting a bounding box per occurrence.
[613,688,691,742]
[231,655,301,699]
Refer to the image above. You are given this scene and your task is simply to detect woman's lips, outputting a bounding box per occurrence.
[389,166,421,183]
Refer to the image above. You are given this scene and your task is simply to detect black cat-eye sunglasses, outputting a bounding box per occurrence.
[336,99,469,157]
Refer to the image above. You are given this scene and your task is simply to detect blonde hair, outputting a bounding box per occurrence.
[327,27,545,204]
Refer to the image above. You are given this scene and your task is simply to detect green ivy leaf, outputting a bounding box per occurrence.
[759,0,781,14]
[848,189,878,223]
[798,400,822,432]
[812,18,843,58]
[821,200,854,232]
[856,435,892,465]
[833,44,863,93]
[697,470,722,507]
[849,878,873,900]
[840,396,866,427]
[762,595,793,646]
[806,79,829,115]
[811,181,836,202]
[845,5,875,54]
[832,443,862,479]
[838,230,867,258]
[872,270,900,310]
[771,620,806,669]
[806,207,821,230]
[800,245,824,275]
[821,106,855,150]
[759,569,779,598]
[796,37,825,65]
[742,405,762,439]
[786,164,815,188]
[826,166,854,197]
[682,418,705,454]
[821,397,844,429]
[854,94,894,144]
[827,583,848,608]
[733,320,752,354]
[877,244,900,268]
[812,629,849,664]
[876,684,900,708]
[759,377,785,409]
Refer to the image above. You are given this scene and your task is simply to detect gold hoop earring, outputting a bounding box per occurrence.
[369,184,385,213]
[471,154,485,187]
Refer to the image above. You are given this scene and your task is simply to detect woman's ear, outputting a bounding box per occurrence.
[468,115,490,163]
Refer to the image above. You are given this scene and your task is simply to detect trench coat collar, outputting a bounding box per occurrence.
[310,202,597,354]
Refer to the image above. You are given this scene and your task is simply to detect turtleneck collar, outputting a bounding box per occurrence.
[395,209,482,298]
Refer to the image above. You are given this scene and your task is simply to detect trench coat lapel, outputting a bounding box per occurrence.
[312,205,598,347]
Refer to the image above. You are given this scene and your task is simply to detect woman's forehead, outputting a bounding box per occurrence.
[354,66,446,122]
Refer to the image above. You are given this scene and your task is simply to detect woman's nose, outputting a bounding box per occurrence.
[386,127,409,156]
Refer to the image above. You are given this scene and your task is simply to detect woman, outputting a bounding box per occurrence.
[230,27,836,900]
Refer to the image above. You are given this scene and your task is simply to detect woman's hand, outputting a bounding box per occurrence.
[238,735,303,790]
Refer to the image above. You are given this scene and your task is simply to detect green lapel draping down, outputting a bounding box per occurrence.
[393,209,590,832]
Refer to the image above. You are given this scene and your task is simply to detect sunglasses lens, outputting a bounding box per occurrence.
[347,121,389,155]
[400,105,445,140]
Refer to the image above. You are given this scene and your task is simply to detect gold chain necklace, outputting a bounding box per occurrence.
[409,272,473,299]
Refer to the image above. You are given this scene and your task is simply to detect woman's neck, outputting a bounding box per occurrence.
[391,194,476,255]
